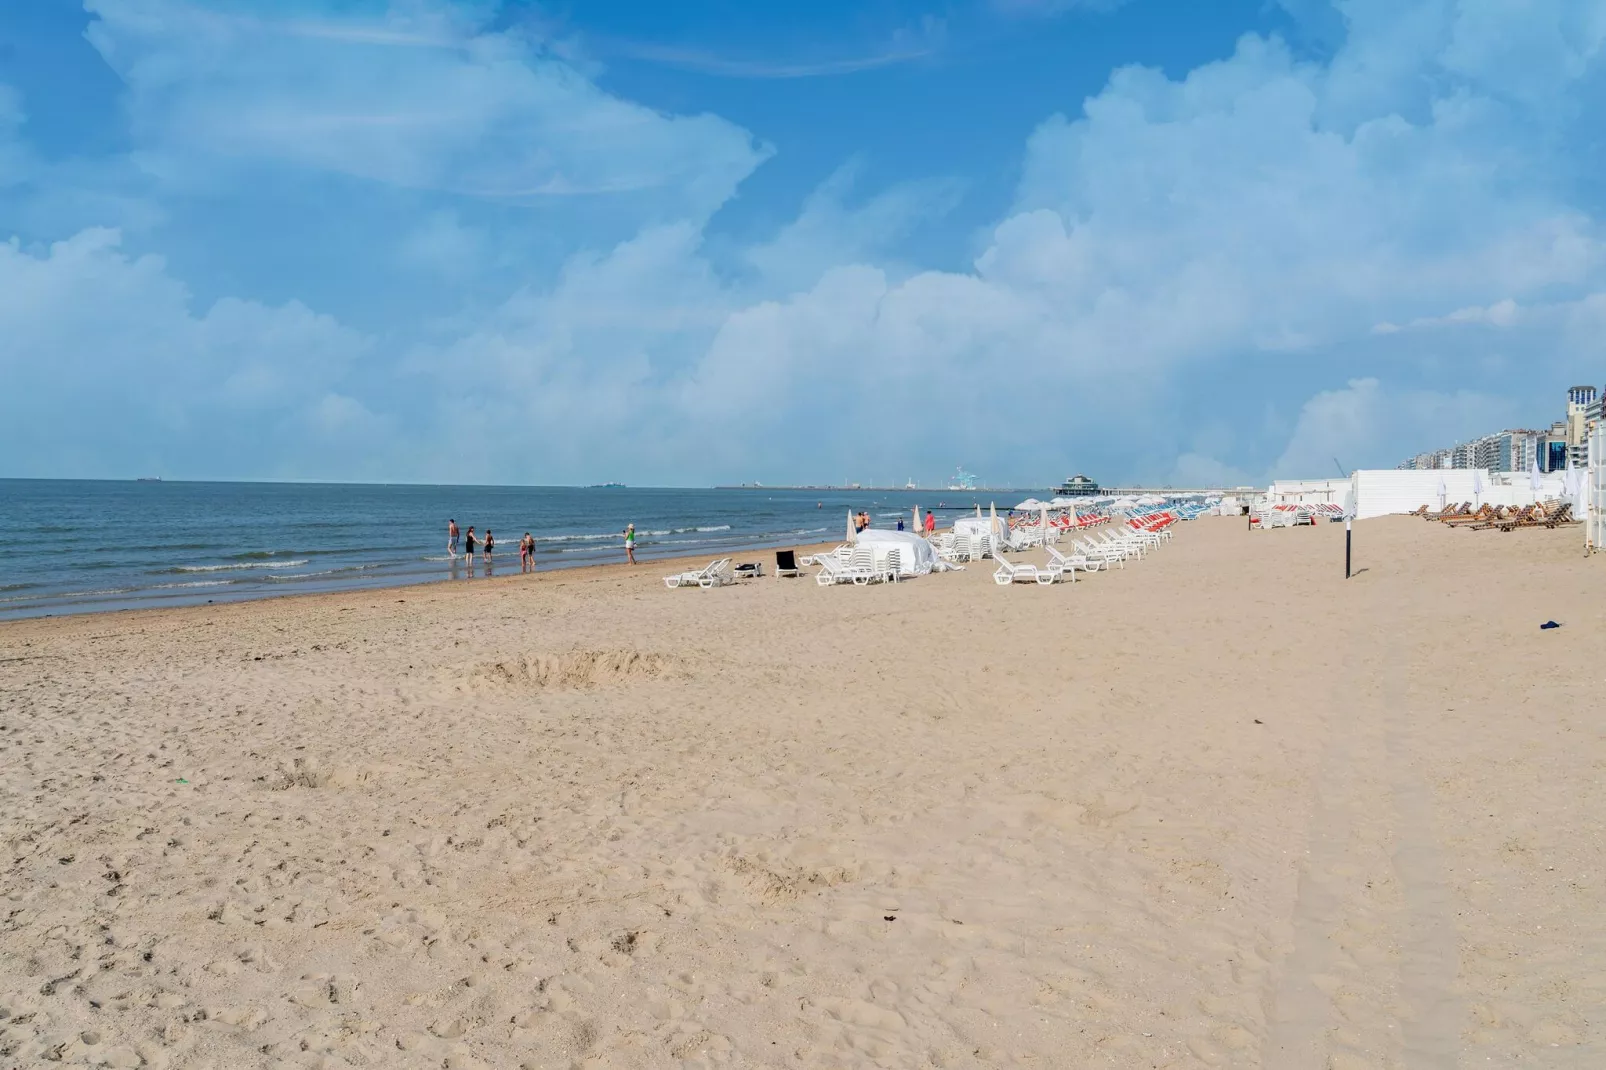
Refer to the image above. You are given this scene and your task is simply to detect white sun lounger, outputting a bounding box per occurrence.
[663,558,734,589]
[993,555,1060,586]
[1044,544,1099,578]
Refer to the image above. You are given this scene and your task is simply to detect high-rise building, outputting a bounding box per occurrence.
[1395,389,1597,472]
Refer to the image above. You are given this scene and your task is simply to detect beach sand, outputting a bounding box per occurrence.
[1,516,1602,1068]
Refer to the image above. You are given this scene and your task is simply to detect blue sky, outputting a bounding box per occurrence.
[2,0,1604,487]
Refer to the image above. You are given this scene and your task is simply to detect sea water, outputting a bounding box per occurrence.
[0,480,999,619]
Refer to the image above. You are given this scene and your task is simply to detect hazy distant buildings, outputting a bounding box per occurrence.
[1398,387,1601,472]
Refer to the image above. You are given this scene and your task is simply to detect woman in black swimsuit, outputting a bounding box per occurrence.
[464,527,477,560]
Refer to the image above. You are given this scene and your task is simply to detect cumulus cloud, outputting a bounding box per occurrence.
[83,0,769,218]
[4,0,1606,485]
[0,229,376,479]
[1270,378,1510,477]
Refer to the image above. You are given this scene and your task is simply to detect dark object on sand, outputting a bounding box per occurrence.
[1540,620,1561,630]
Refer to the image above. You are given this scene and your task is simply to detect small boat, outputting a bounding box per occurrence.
[135,477,162,483]
[589,482,626,489]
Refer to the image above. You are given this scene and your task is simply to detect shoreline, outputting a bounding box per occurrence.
[0,538,844,631]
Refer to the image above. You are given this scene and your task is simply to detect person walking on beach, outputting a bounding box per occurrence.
[925,511,936,535]
[448,519,460,557]
[520,532,535,573]
[623,523,637,564]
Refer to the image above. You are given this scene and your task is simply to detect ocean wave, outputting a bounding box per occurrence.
[150,580,234,590]
[265,563,386,581]
[0,585,137,604]
[537,523,734,544]
[172,559,310,573]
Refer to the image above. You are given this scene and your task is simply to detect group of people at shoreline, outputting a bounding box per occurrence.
[446,512,943,575]
[447,519,538,573]
[448,519,639,574]
[854,510,938,535]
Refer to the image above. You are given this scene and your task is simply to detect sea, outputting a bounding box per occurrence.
[0,480,1007,620]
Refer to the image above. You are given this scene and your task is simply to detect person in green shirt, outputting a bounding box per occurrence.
[623,523,636,564]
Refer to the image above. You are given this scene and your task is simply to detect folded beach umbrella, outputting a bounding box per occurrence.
[989,502,1001,550]
[1530,457,1543,495]
[847,508,856,546]
[1437,473,1447,511]
[912,506,921,534]
[1473,468,1484,508]
[1040,502,1051,542]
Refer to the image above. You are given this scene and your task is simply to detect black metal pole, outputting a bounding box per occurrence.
[1345,518,1352,579]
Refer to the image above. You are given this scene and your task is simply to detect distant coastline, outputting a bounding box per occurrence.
[713,484,1038,493]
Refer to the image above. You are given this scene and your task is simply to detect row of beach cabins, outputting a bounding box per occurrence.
[663,499,1217,589]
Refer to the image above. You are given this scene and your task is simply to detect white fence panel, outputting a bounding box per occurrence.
[1590,426,1606,552]
[1349,470,1487,520]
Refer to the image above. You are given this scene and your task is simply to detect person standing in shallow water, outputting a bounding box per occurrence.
[520,533,535,573]
[463,526,477,564]
[623,523,636,564]
[484,530,494,560]
[448,519,460,557]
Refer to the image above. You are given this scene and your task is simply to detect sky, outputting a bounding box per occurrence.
[1,0,1604,488]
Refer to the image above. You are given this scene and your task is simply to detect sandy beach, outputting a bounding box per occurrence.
[2,515,1602,1069]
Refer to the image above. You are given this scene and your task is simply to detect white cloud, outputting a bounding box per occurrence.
[0,228,374,478]
[1269,378,1510,477]
[83,0,770,219]
[742,163,964,294]
[6,0,1606,485]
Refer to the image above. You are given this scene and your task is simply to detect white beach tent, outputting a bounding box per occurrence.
[854,529,937,577]
[951,516,994,540]
[1015,498,1042,510]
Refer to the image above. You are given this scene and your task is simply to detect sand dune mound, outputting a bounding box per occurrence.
[460,648,682,692]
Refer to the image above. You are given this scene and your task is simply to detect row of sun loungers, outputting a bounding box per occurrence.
[666,510,1190,591]
[1251,503,1344,528]
[993,513,1178,586]
[1415,500,1574,531]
